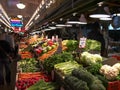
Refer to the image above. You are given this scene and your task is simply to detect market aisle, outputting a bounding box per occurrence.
[0,61,17,90]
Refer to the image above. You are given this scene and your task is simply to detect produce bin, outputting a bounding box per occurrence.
[107,80,120,90]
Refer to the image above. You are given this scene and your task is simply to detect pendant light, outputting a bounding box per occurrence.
[49,22,57,29]
[79,14,87,24]
[56,18,72,27]
[67,13,87,24]
[67,13,80,24]
[99,17,112,21]
[89,2,110,18]
[17,15,23,18]
[16,0,26,9]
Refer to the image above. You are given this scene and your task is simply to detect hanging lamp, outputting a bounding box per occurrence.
[79,14,87,24]
[56,18,72,27]
[16,2,26,9]
[67,13,80,24]
[89,2,110,18]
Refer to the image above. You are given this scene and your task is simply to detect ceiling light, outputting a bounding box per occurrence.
[16,2,26,9]
[89,6,110,18]
[67,13,81,24]
[79,14,87,24]
[17,15,23,18]
[99,17,112,21]
[89,14,110,18]
[113,13,120,16]
[56,18,66,27]
[48,22,57,29]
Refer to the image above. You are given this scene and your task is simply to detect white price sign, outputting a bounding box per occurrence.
[79,37,86,48]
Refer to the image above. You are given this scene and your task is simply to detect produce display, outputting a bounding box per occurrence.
[18,58,38,72]
[64,68,106,90]
[64,75,89,90]
[19,51,33,59]
[84,39,101,51]
[16,34,120,90]
[100,63,120,81]
[80,51,103,66]
[16,77,41,90]
[27,80,59,90]
[43,52,74,73]
[16,72,51,90]
[87,63,102,75]
[38,45,58,61]
[54,61,80,75]
[32,39,58,55]
[65,40,78,52]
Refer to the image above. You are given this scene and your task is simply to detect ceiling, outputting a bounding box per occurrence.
[0,0,120,31]
[0,0,42,26]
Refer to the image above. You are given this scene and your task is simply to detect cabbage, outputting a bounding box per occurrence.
[80,52,103,65]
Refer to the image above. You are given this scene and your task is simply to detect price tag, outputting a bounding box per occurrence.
[52,36,55,41]
[56,35,58,42]
[79,37,86,48]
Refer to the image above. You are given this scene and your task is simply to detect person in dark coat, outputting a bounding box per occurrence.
[0,40,14,85]
[87,22,105,56]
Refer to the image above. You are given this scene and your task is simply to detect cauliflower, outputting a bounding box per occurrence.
[112,63,120,71]
[100,65,119,80]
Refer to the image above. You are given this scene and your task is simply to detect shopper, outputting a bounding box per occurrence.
[87,22,105,56]
[0,40,14,85]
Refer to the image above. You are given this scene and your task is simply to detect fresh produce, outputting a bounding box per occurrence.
[72,68,95,86]
[16,72,52,90]
[38,46,58,61]
[64,75,89,90]
[87,63,102,75]
[43,52,73,73]
[27,80,59,90]
[80,52,103,66]
[18,58,38,72]
[19,51,33,59]
[54,61,80,75]
[84,39,101,51]
[100,64,119,81]
[66,40,79,52]
[90,77,106,90]
[95,74,108,88]
[65,68,105,90]
[112,63,120,71]
[16,77,41,90]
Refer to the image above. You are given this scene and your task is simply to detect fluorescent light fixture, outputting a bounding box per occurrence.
[44,28,51,31]
[16,2,26,9]
[0,18,10,28]
[113,13,120,16]
[99,17,112,21]
[67,21,80,24]
[0,4,10,26]
[49,26,56,29]
[89,6,110,18]
[17,15,23,18]
[34,14,40,20]
[89,14,110,18]
[56,24,66,27]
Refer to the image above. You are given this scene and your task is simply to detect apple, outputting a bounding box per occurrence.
[47,40,53,46]
[51,45,56,49]
[43,49,47,53]
[47,46,52,51]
